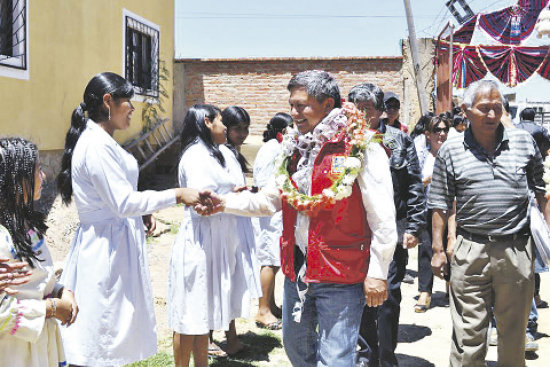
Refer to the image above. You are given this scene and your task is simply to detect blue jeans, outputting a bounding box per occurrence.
[282,277,365,367]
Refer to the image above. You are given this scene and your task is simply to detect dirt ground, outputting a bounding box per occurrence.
[44,135,550,366]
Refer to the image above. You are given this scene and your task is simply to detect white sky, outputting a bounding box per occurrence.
[175,0,550,101]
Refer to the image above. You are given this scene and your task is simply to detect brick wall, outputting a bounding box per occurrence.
[174,57,403,135]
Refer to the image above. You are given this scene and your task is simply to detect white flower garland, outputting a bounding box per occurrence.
[275,102,377,216]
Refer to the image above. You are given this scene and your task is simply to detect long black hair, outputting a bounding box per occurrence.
[221,106,250,173]
[57,72,134,204]
[410,112,434,139]
[263,112,292,142]
[0,137,47,266]
[180,104,225,167]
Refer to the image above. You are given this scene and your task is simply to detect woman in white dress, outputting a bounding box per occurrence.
[56,72,205,367]
[252,112,291,329]
[0,137,78,367]
[168,104,260,367]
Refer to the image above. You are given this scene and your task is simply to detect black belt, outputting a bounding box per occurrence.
[457,228,528,243]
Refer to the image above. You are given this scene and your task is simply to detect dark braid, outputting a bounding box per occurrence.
[0,137,47,266]
[57,72,134,204]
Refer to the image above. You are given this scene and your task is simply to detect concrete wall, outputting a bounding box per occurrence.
[174,57,403,135]
[0,0,174,176]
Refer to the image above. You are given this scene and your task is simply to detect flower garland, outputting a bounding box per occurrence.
[543,155,550,199]
[275,102,377,216]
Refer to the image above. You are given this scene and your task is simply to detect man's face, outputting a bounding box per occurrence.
[463,88,503,137]
[385,99,400,123]
[355,100,383,129]
[289,87,332,134]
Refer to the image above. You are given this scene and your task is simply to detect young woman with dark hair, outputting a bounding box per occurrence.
[0,137,78,367]
[253,112,291,329]
[168,104,261,366]
[56,72,205,366]
[221,106,251,173]
[414,116,452,312]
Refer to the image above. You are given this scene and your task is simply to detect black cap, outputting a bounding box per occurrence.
[384,91,400,104]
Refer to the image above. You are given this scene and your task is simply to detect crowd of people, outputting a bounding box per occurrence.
[0,69,548,367]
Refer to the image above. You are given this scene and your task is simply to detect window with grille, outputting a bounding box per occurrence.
[125,15,159,97]
[0,0,27,69]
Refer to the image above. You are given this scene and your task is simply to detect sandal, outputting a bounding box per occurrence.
[208,343,228,358]
[255,320,282,330]
[414,293,431,313]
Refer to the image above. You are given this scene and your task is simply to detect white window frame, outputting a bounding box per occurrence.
[122,9,160,102]
[0,0,29,80]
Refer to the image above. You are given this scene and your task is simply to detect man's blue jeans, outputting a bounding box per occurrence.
[282,277,365,367]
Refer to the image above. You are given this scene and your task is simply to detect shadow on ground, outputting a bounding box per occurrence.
[396,353,435,366]
[211,331,282,367]
[430,291,449,308]
[398,324,432,343]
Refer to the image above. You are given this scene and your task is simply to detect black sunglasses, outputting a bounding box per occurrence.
[432,127,449,133]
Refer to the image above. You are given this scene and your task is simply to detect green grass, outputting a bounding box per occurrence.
[124,327,290,367]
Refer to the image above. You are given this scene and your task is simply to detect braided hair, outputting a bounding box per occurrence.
[57,72,134,204]
[0,137,47,266]
[263,113,292,142]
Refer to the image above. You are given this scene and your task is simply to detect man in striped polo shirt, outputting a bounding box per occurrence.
[428,80,550,367]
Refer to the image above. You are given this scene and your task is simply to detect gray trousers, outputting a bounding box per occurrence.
[449,232,534,367]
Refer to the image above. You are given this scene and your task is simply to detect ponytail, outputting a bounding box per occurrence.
[262,112,292,142]
[56,104,87,204]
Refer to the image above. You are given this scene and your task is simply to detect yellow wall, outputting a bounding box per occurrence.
[0,0,174,150]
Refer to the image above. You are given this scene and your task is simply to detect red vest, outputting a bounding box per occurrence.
[280,136,372,284]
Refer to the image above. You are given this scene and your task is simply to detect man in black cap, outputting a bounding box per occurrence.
[382,92,408,134]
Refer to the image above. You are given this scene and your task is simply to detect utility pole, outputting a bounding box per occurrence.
[403,0,428,115]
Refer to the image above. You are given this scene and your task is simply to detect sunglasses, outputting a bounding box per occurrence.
[432,127,449,133]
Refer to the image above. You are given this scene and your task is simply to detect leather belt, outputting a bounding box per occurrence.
[457,228,528,243]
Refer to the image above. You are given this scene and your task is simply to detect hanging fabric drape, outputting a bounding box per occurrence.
[478,0,549,45]
[446,16,477,44]
[478,46,548,86]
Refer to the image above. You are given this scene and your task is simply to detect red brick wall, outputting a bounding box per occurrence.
[175,57,403,135]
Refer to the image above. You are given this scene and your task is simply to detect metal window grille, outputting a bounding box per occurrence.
[0,0,27,69]
[125,16,159,97]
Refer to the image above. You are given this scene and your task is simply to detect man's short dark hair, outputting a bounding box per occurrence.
[287,70,341,108]
[520,107,536,121]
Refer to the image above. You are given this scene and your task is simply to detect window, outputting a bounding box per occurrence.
[0,0,27,70]
[125,14,159,97]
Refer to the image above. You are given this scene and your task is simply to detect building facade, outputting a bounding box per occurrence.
[0,0,174,178]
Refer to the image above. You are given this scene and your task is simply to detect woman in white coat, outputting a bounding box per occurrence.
[252,112,291,329]
[56,72,205,367]
[168,104,260,367]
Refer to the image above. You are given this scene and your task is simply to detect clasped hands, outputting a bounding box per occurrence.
[176,188,224,215]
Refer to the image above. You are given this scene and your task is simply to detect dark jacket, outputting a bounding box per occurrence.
[516,120,550,158]
[378,120,426,237]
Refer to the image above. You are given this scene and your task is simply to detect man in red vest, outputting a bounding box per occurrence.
[207,70,397,367]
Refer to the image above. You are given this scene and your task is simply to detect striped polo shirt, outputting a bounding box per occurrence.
[428,124,544,236]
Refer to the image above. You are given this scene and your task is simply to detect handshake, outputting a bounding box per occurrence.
[175,188,225,216]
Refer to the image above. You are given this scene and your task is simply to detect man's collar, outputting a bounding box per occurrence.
[376,119,387,133]
[463,123,508,151]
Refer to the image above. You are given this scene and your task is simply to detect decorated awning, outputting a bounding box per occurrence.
[437,41,549,87]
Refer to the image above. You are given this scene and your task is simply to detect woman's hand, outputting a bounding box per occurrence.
[0,258,31,294]
[55,290,78,326]
[142,214,156,236]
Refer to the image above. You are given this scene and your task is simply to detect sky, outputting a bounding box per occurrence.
[175,0,550,102]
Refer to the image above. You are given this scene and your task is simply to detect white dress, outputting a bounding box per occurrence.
[60,120,177,367]
[167,140,261,335]
[252,139,283,266]
[0,226,65,367]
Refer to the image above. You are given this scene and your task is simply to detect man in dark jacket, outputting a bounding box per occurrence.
[516,107,550,157]
[349,83,426,367]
